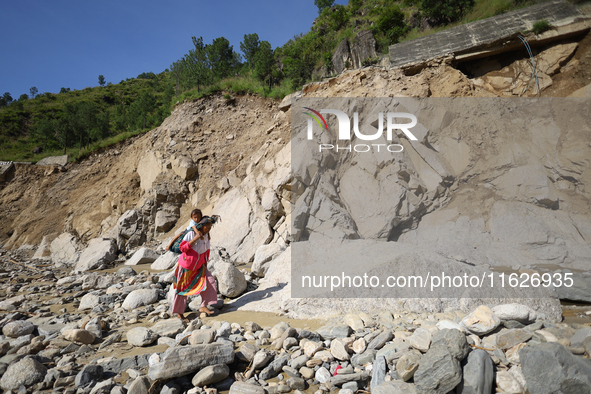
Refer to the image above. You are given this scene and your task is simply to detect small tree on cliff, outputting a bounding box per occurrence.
[315,0,335,14]
[254,41,275,94]
[420,0,475,24]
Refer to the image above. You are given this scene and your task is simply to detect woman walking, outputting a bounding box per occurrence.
[171,215,220,322]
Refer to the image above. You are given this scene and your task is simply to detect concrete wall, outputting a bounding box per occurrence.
[388,0,586,70]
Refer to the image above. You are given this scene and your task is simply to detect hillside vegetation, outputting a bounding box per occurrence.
[0,0,545,163]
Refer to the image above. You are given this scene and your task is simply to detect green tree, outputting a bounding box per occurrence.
[349,0,363,13]
[373,5,408,47]
[129,91,156,129]
[187,36,211,92]
[279,32,323,90]
[163,83,174,107]
[33,118,55,150]
[254,41,275,94]
[420,0,475,23]
[315,0,335,14]
[60,87,70,94]
[240,33,260,68]
[0,92,12,107]
[54,107,75,154]
[206,37,238,81]
[29,87,38,99]
[324,4,349,30]
[98,75,106,86]
[18,93,28,101]
[113,104,128,132]
[76,101,109,148]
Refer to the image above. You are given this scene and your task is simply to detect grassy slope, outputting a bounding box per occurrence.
[0,74,169,163]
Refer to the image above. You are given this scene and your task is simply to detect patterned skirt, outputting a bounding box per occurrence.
[173,263,207,296]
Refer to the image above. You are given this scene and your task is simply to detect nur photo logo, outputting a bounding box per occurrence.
[303,107,418,153]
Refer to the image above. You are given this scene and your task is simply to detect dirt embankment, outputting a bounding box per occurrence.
[0,93,288,251]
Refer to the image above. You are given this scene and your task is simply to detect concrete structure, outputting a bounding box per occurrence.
[36,154,69,166]
[0,162,14,182]
[389,0,589,72]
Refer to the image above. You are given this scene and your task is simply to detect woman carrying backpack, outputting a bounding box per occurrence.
[171,215,220,322]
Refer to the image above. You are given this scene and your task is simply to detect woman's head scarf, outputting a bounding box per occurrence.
[195,215,221,230]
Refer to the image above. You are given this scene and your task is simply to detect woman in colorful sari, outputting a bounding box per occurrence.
[171,215,220,322]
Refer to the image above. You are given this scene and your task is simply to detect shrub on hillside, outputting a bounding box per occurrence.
[420,0,475,24]
[372,5,408,50]
[532,19,551,35]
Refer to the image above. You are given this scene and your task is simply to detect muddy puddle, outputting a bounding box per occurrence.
[201,309,325,331]
[561,301,591,325]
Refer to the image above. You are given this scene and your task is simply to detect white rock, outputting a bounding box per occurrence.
[75,238,117,272]
[78,293,101,311]
[251,243,284,277]
[492,304,537,324]
[215,262,247,298]
[461,306,500,336]
[151,251,179,270]
[496,370,525,394]
[352,338,367,354]
[344,314,365,331]
[315,367,331,384]
[125,247,160,266]
[63,329,96,344]
[410,328,432,352]
[122,289,159,310]
[50,233,81,266]
[127,327,159,347]
[2,320,35,338]
[436,320,464,332]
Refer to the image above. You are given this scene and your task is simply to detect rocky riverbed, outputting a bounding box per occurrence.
[1,248,591,394]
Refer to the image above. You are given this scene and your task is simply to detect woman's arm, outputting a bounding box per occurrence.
[191,226,204,240]
[179,230,201,252]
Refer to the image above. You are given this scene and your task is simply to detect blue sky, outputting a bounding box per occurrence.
[0,0,347,98]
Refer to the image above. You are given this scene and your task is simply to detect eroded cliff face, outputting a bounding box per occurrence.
[2,32,591,318]
[0,94,289,254]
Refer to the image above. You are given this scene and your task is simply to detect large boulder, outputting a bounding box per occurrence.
[251,243,284,277]
[127,327,158,347]
[105,209,147,252]
[215,262,247,298]
[155,204,180,233]
[171,155,198,180]
[350,30,377,69]
[122,289,159,310]
[520,342,591,394]
[0,357,47,390]
[332,38,351,74]
[75,238,117,272]
[148,343,234,380]
[125,247,160,266]
[33,232,58,259]
[151,251,178,270]
[137,151,164,192]
[50,233,81,266]
[2,320,35,338]
[211,188,272,263]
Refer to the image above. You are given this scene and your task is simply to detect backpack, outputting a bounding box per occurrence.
[170,230,189,254]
